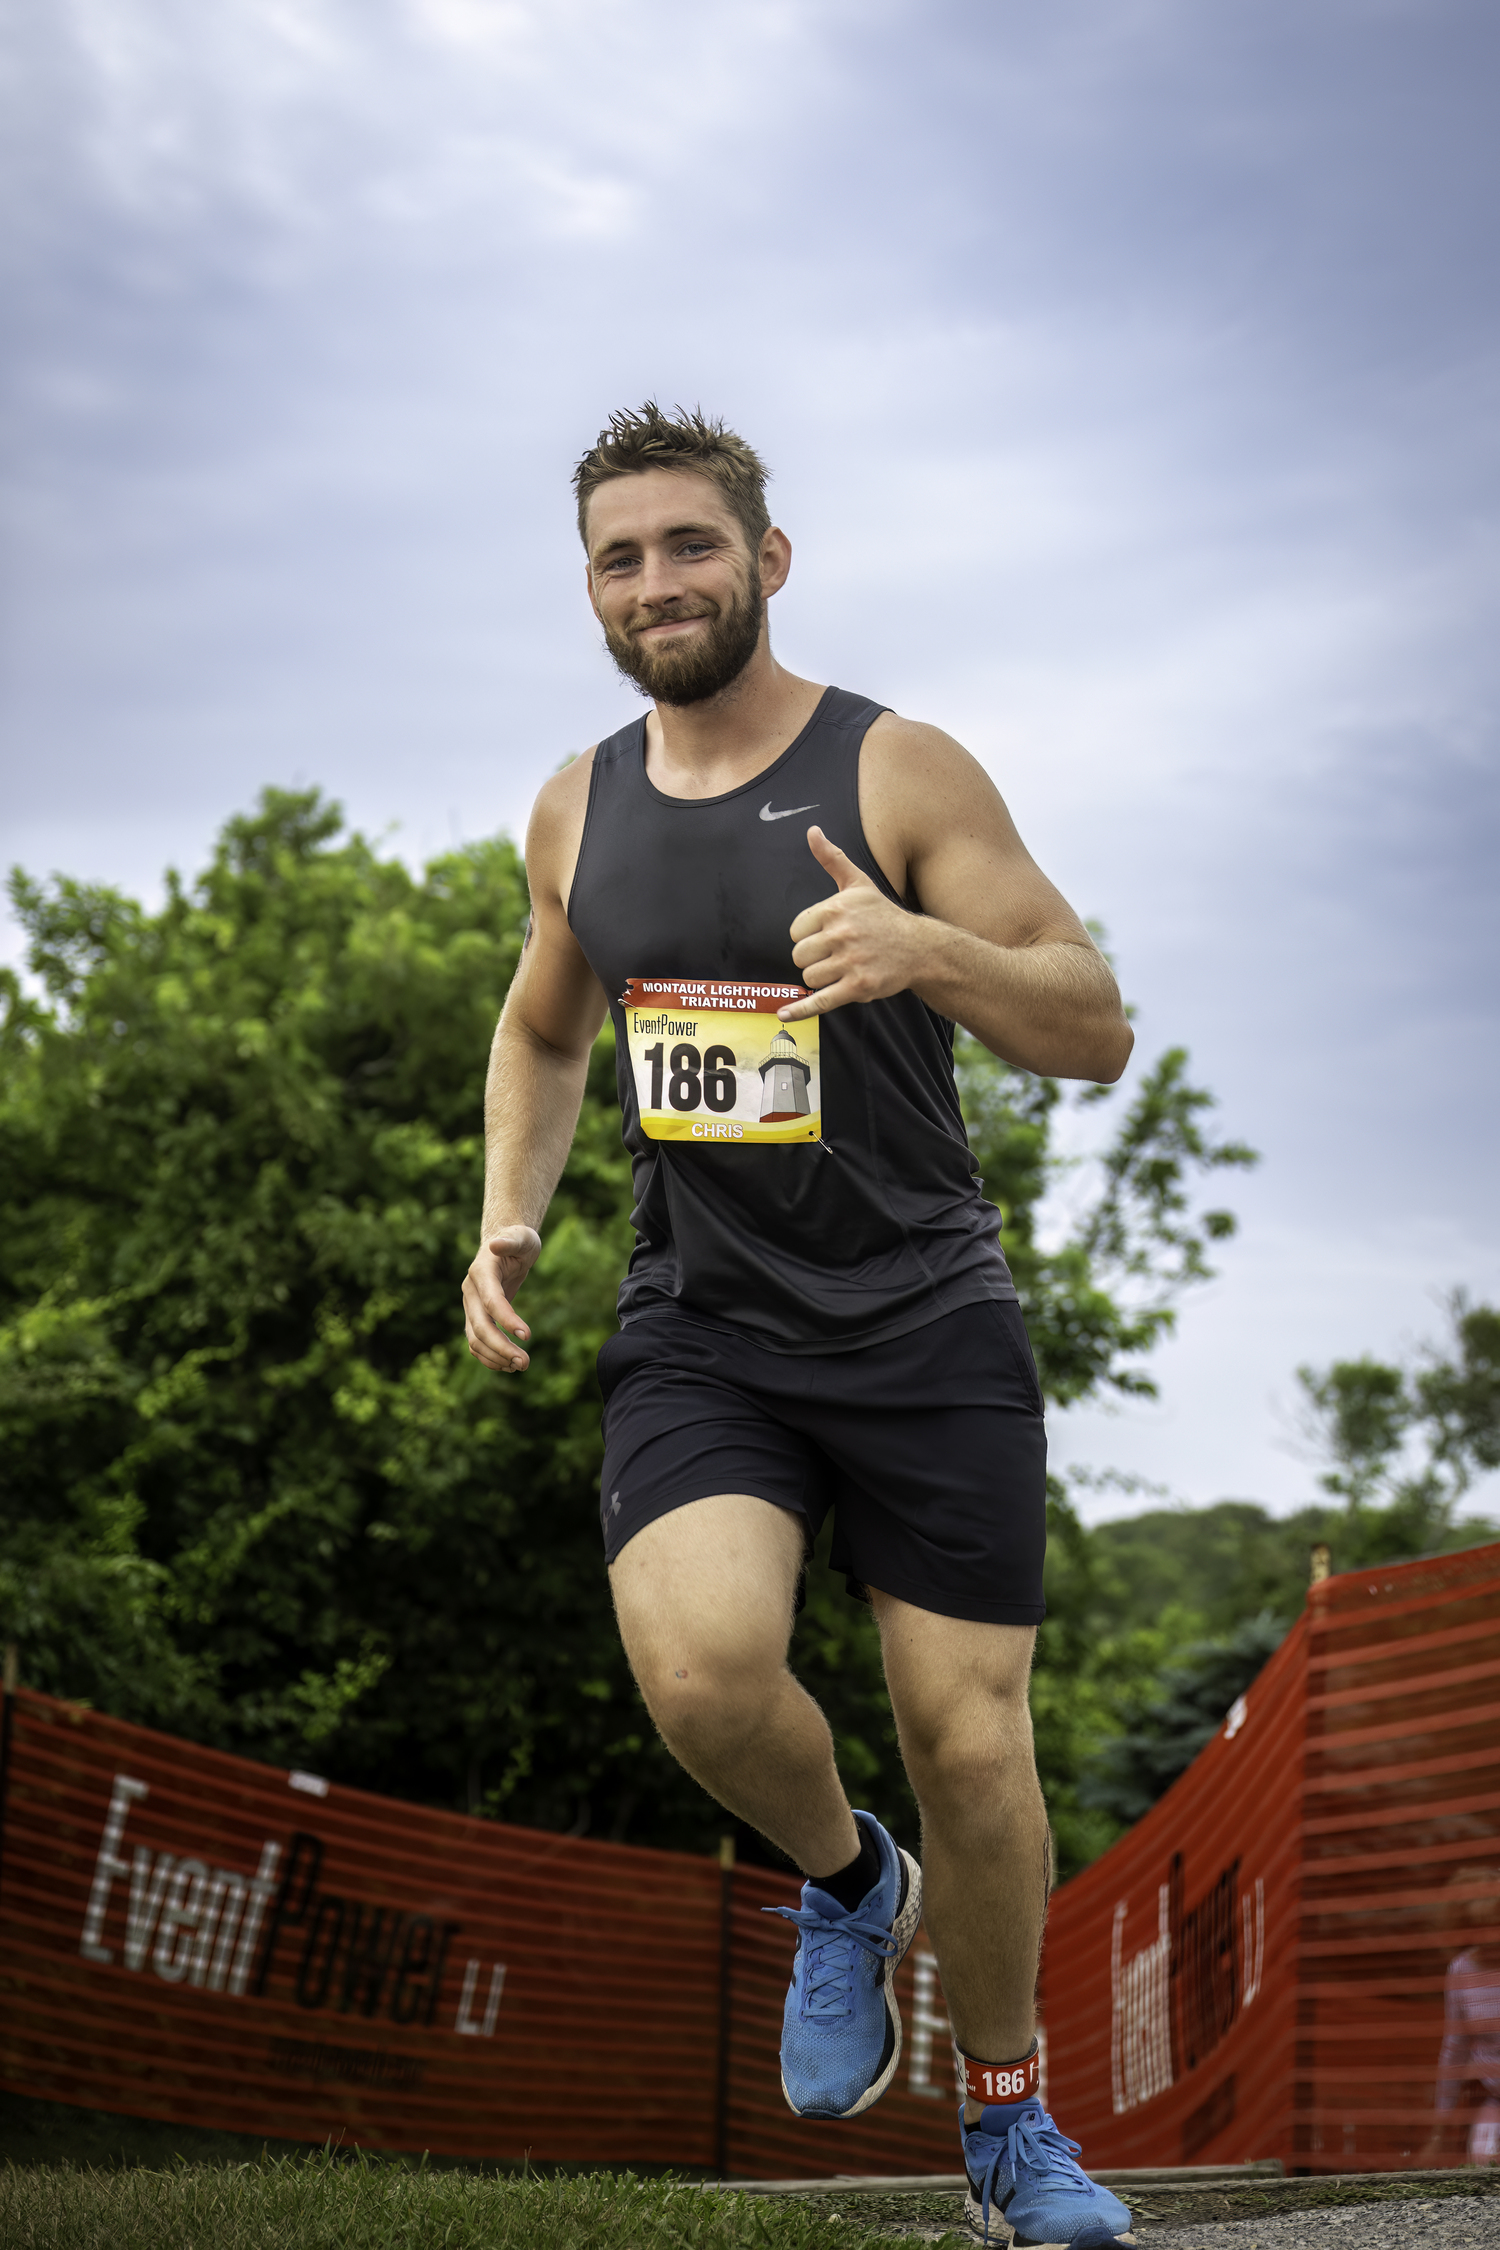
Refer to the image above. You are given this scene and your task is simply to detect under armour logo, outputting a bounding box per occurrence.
[610,1490,621,1514]
[759,801,819,823]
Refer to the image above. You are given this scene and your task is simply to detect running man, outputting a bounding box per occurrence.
[461,404,1136,2248]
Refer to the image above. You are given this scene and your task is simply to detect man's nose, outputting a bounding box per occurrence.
[634,548,690,606]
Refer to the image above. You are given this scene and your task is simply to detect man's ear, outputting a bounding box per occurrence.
[760,526,793,600]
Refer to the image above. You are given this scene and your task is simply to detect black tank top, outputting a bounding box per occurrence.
[567,685,1017,1352]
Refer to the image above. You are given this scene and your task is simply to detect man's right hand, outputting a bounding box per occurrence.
[461,1225,542,1373]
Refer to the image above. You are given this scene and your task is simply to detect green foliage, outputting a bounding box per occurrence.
[1300,1359,1411,1506]
[1036,1298,1500,1865]
[0,791,655,1832]
[1416,1298,1500,1487]
[0,2150,935,2250]
[0,794,1254,1865]
[1083,1478,1495,1653]
[13,796,1487,1887]
[1296,1294,1500,1555]
[1076,1611,1289,1827]
[954,1035,1258,1403]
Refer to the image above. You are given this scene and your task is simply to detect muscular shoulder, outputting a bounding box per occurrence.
[859,710,1025,883]
[859,709,1085,947]
[865,709,979,771]
[525,747,597,911]
[862,711,1010,836]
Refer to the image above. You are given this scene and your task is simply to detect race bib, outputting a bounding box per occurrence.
[620,978,821,1144]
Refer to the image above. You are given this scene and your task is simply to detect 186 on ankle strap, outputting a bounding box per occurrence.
[957,2038,1040,2105]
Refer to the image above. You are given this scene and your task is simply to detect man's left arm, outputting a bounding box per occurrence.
[778,718,1133,1083]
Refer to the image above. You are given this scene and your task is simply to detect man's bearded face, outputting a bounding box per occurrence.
[602,562,764,706]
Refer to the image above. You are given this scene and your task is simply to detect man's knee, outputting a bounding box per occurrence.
[902,1697,1035,1805]
[610,1500,802,1758]
[890,1656,1036,1804]
[614,1566,793,1766]
[636,1645,790,1763]
[875,1601,1037,1798]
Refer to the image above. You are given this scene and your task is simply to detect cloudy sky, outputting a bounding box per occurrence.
[4,0,1498,1523]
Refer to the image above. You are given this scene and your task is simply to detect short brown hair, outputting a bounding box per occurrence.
[573,402,771,555]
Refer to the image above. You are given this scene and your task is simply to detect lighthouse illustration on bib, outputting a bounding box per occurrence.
[758,1025,813,1123]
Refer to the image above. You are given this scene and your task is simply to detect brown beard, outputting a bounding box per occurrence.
[602,574,764,706]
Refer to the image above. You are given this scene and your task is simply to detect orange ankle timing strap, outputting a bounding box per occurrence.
[959,2039,1040,2106]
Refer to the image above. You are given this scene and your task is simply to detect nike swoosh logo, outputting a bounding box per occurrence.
[759,801,819,822]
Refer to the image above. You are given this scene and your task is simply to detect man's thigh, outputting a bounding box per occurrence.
[609,1493,808,1702]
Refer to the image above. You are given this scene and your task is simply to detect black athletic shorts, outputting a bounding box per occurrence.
[596,1299,1046,1627]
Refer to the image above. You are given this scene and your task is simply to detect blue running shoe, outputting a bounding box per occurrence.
[766,1809,922,2119]
[961,2097,1135,2247]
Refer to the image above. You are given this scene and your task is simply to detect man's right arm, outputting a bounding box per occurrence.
[460,757,608,1375]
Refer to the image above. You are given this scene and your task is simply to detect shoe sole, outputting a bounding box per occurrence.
[781,1845,924,2121]
[960,2193,1137,2248]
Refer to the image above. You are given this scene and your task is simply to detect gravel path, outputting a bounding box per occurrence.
[857,2189,1500,2243]
[1131,2197,1500,2247]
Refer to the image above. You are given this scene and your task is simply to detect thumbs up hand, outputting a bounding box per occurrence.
[779,826,922,1021]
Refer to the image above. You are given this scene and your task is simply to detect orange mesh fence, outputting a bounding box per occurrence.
[1039,1539,1500,2173]
[1038,1606,1307,2169]
[5,1538,1496,2174]
[0,1687,956,2173]
[1300,1545,1500,2172]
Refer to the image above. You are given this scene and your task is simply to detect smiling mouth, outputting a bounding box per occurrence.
[637,611,712,638]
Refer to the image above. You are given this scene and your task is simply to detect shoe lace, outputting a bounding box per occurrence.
[969,2106,1085,2244]
[763,1903,897,2020]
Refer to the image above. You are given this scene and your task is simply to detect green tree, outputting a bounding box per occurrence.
[1299,1359,1412,1507]
[1034,1301,1500,1847]
[1294,1294,1500,1568]
[0,791,650,1832]
[954,1033,1257,1405]
[0,793,1255,1866]
[1075,1611,1289,1828]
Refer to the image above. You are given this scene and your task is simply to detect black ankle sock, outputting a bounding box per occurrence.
[809,1822,881,1913]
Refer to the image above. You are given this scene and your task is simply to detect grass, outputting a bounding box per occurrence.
[0,2152,953,2250]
